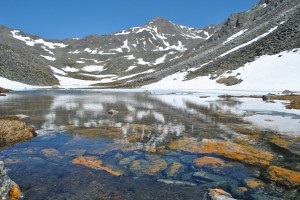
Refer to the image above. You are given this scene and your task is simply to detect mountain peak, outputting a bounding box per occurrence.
[149,16,173,26]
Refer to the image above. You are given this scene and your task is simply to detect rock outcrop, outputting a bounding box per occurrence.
[0,161,21,200]
[0,116,36,148]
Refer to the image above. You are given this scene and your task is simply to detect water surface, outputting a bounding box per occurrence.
[0,90,299,199]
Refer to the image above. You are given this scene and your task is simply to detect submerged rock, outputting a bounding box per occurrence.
[0,116,36,148]
[245,178,264,189]
[208,188,236,200]
[165,162,185,177]
[0,161,21,200]
[72,156,123,176]
[157,179,196,186]
[169,138,274,166]
[129,158,168,176]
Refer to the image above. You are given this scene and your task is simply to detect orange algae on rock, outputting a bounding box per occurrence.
[72,156,123,176]
[42,148,63,159]
[72,156,103,168]
[169,138,274,166]
[208,188,235,200]
[168,162,183,176]
[268,166,300,188]
[246,179,263,189]
[130,159,168,176]
[193,156,228,168]
[10,184,21,200]
[270,135,289,149]
[99,165,123,176]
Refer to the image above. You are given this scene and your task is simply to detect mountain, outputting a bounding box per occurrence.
[0,0,299,91]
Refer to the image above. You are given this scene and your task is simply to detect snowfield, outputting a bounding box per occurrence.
[144,49,300,92]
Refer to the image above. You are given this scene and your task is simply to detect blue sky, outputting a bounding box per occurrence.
[0,0,259,39]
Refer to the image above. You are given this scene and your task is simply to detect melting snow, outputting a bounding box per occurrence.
[11,30,67,49]
[62,66,79,72]
[154,54,167,65]
[223,29,248,44]
[41,46,54,55]
[76,61,85,64]
[137,58,152,66]
[126,66,137,71]
[69,50,80,54]
[0,77,43,90]
[261,3,268,8]
[84,48,98,54]
[124,55,135,60]
[114,30,131,35]
[40,55,56,61]
[82,65,105,72]
[50,66,67,75]
[110,39,132,53]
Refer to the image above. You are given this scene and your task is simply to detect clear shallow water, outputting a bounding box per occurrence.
[0,90,299,199]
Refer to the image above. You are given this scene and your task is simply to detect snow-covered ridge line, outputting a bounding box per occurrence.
[11,30,68,49]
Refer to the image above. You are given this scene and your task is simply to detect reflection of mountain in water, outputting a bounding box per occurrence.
[36,91,233,150]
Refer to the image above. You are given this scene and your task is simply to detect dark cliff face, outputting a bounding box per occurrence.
[0,0,299,87]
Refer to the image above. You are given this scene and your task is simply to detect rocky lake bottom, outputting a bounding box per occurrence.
[0,90,299,199]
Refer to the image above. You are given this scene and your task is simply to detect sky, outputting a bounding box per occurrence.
[0,0,259,40]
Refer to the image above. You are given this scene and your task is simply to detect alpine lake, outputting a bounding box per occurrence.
[0,89,300,200]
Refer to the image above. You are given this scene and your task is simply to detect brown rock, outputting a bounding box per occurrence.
[268,165,300,188]
[0,116,36,148]
[0,87,11,94]
[72,156,123,176]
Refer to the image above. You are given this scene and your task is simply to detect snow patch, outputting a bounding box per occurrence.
[137,58,152,66]
[69,50,81,54]
[126,66,137,71]
[40,55,56,61]
[114,30,131,35]
[11,30,67,49]
[50,66,67,75]
[82,65,105,72]
[223,29,248,44]
[154,54,167,65]
[62,66,79,72]
[0,77,43,90]
[124,55,135,60]
[76,61,85,64]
